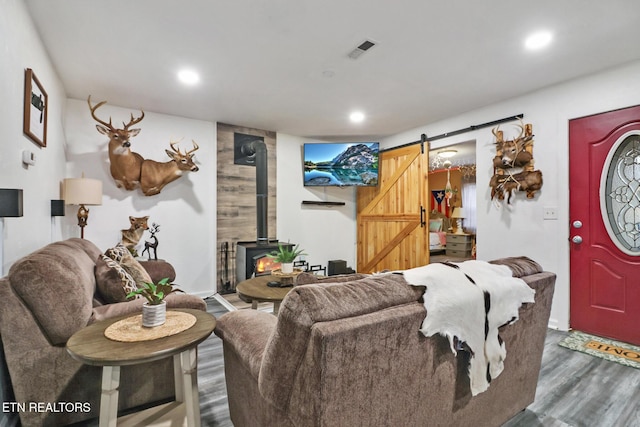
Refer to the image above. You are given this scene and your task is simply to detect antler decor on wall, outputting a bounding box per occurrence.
[88,96,200,196]
[489,121,543,205]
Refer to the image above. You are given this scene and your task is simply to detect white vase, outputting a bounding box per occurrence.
[142,301,166,327]
[281,262,294,274]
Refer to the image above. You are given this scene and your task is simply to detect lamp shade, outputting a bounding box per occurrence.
[451,207,467,219]
[51,199,65,216]
[0,189,24,217]
[63,178,102,206]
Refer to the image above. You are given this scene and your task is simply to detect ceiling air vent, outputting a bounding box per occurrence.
[348,39,377,60]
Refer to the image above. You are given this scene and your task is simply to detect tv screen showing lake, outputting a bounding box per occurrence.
[303,142,379,187]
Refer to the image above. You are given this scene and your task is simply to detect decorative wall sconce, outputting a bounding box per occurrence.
[63,176,102,239]
[0,189,24,276]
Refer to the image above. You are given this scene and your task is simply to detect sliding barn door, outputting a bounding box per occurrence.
[357,143,429,273]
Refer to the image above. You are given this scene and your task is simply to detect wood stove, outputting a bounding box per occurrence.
[236,241,293,282]
[232,139,294,284]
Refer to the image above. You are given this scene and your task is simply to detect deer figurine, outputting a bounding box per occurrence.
[141,223,160,260]
[88,96,145,191]
[140,140,199,196]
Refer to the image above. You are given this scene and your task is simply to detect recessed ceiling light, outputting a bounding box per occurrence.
[524,31,553,50]
[177,69,200,85]
[350,111,365,123]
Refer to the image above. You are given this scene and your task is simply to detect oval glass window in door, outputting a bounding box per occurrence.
[601,131,640,255]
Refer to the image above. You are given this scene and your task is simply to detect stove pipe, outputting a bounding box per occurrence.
[243,140,268,246]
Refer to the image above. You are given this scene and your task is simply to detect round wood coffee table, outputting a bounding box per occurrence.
[67,308,215,427]
[236,275,293,315]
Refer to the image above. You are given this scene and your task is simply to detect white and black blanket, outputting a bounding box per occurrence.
[400,260,535,395]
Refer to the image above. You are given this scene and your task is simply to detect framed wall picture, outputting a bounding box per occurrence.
[23,68,48,147]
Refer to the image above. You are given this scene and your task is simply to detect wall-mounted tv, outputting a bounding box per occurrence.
[303,142,379,187]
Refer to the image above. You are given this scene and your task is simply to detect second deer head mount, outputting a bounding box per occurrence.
[87,96,200,197]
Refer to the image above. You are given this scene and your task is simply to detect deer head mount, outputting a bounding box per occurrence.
[88,96,145,191]
[491,123,534,169]
[140,140,200,196]
[88,96,200,196]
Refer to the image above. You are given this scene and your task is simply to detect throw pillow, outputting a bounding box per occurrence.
[429,219,443,232]
[105,243,153,288]
[95,254,139,303]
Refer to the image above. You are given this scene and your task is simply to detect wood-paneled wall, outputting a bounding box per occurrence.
[216,123,277,291]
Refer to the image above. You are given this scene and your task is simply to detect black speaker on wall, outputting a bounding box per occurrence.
[0,189,23,217]
[51,199,65,217]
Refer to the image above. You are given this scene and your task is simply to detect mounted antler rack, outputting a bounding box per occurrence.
[489,121,543,204]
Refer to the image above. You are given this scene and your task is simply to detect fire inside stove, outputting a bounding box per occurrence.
[254,255,281,276]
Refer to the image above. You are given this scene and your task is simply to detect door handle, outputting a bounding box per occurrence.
[420,206,426,228]
[572,235,583,244]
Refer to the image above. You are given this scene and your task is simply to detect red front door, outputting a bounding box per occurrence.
[569,104,640,345]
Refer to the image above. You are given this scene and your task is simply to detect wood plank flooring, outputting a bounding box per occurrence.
[504,329,640,427]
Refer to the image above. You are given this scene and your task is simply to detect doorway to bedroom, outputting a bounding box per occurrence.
[428,140,477,263]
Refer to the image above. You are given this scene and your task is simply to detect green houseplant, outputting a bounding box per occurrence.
[127,278,183,327]
[268,243,307,273]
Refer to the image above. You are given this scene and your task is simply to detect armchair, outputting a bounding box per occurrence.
[0,238,206,426]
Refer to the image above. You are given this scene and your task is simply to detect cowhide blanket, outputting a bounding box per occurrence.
[401,260,535,395]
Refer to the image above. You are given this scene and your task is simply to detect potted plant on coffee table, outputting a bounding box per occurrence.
[268,243,307,274]
[126,278,183,327]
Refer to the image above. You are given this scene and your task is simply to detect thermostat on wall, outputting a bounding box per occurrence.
[22,150,36,166]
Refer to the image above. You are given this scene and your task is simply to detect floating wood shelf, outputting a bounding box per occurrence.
[301,200,346,206]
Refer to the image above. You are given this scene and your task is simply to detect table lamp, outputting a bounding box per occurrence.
[63,176,102,239]
[0,189,24,276]
[451,207,467,235]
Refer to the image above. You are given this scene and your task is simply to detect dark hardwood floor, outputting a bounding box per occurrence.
[504,329,640,427]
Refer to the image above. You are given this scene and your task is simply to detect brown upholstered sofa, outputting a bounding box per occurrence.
[0,238,206,426]
[215,257,555,427]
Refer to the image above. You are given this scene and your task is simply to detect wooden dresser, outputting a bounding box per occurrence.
[446,233,474,258]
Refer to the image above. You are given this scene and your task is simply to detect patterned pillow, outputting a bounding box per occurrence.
[105,243,153,287]
[95,254,139,303]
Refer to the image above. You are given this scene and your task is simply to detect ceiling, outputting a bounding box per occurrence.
[25,0,640,140]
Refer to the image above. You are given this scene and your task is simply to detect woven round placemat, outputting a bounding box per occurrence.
[104,311,197,342]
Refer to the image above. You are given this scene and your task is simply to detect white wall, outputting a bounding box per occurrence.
[63,99,217,297]
[0,0,69,421]
[276,133,358,272]
[0,0,68,273]
[380,60,640,330]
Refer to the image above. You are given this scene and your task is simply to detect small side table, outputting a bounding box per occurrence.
[67,308,215,427]
[236,275,294,315]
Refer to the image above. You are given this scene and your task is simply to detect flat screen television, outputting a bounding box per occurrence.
[303,142,379,187]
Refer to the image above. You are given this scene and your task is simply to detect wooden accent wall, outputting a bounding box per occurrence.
[216,123,277,291]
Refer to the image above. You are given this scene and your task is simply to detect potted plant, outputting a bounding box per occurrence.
[126,277,183,327]
[268,243,307,274]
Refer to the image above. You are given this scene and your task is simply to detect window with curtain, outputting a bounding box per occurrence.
[462,180,477,234]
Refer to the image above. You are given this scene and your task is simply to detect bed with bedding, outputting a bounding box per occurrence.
[429,210,450,254]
